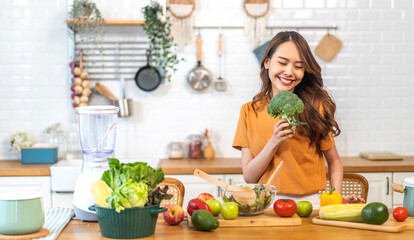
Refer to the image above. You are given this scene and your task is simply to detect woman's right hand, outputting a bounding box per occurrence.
[271,119,294,147]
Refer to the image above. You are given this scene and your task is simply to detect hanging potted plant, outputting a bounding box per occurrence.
[142,1,182,82]
[67,0,104,34]
[67,0,105,62]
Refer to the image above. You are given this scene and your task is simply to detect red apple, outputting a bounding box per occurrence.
[163,204,185,225]
[198,193,215,202]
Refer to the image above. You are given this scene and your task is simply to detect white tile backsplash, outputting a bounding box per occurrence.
[0,0,413,160]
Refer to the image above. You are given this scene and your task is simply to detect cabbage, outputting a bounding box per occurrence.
[101,158,171,212]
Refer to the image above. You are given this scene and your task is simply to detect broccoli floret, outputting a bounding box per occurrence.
[267,90,306,128]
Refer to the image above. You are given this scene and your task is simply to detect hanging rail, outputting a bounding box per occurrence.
[194,24,337,30]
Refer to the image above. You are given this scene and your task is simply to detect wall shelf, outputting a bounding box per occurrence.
[64,20,145,25]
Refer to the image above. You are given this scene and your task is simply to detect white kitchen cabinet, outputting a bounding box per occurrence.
[224,174,247,186]
[166,174,224,210]
[355,172,393,208]
[52,192,74,208]
[0,176,51,210]
[392,172,414,208]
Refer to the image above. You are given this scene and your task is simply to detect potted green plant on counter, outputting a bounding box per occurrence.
[90,158,172,239]
[9,132,35,160]
[142,0,182,82]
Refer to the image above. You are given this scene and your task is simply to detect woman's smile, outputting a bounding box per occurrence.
[278,76,296,85]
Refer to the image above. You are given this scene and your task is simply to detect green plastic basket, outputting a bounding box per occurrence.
[89,205,167,239]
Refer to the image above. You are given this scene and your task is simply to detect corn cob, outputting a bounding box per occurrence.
[91,179,113,207]
[320,204,367,222]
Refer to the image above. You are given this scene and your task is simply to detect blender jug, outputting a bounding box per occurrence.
[73,106,119,221]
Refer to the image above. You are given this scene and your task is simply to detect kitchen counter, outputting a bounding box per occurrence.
[160,156,414,174]
[1,156,414,176]
[57,211,413,239]
[0,160,52,176]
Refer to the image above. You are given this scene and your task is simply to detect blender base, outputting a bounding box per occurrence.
[74,205,98,222]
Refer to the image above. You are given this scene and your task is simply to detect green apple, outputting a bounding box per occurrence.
[221,202,238,220]
[205,199,221,216]
[296,201,313,217]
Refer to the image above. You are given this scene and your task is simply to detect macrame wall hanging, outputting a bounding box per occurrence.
[243,0,270,48]
[168,0,196,50]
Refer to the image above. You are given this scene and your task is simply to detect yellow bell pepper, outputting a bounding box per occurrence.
[320,187,342,207]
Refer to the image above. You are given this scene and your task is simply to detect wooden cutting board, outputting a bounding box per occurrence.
[312,216,414,233]
[188,209,301,228]
[315,34,342,62]
[359,152,403,161]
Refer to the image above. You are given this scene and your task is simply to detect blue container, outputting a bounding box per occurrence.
[21,147,58,164]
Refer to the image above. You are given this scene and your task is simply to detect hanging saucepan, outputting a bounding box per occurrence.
[187,34,212,91]
[134,50,161,92]
[392,177,414,217]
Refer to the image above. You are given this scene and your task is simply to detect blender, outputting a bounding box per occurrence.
[73,106,119,221]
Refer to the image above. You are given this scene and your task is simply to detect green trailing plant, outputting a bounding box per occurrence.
[142,1,182,82]
[67,0,105,64]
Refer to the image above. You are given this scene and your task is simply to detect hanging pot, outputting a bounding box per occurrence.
[187,34,212,91]
[392,176,414,217]
[134,50,162,92]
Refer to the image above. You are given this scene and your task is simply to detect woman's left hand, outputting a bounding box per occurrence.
[342,195,366,204]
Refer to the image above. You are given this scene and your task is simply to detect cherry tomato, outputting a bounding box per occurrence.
[393,207,408,222]
[273,199,297,217]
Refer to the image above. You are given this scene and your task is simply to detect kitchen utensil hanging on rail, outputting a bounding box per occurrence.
[314,30,342,62]
[214,32,227,92]
[113,43,132,117]
[168,0,196,50]
[187,34,212,91]
[243,0,271,48]
[134,50,162,92]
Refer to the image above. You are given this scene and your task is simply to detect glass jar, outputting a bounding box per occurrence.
[188,134,204,159]
[168,142,184,159]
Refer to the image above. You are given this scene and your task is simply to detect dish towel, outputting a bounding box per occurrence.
[38,207,74,240]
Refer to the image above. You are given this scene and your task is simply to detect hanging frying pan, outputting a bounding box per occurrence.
[134,50,161,91]
[187,34,212,91]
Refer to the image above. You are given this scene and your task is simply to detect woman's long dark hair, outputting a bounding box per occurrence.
[252,31,340,151]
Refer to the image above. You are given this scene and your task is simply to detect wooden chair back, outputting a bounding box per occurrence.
[158,177,185,207]
[322,173,369,201]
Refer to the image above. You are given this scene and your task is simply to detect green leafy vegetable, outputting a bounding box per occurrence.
[101,158,172,212]
[267,90,306,128]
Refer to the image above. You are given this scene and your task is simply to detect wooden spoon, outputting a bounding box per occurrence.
[95,82,118,101]
[193,169,256,205]
[259,161,284,200]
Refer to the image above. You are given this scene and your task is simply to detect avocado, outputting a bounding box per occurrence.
[361,202,389,225]
[191,209,219,231]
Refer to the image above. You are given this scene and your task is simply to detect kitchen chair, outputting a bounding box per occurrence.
[158,177,185,207]
[322,173,369,201]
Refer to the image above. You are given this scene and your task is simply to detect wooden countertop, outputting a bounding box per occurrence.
[0,160,52,176]
[160,156,414,174]
[1,156,413,177]
[57,211,413,239]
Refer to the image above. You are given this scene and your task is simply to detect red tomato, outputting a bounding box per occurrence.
[273,199,297,217]
[393,207,408,222]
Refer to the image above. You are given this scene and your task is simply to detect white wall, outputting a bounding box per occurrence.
[0,0,413,160]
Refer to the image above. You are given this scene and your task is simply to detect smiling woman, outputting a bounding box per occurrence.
[233,31,365,208]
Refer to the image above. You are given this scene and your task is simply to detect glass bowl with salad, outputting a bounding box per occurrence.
[220,183,276,216]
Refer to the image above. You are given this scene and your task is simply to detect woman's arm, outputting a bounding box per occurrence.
[324,145,365,203]
[323,145,343,193]
[241,119,293,183]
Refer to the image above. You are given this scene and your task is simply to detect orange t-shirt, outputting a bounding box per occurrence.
[232,100,335,195]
